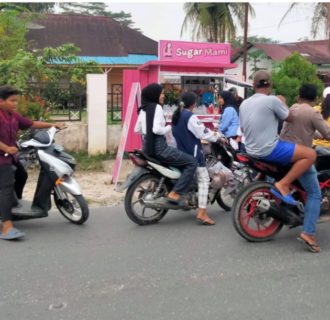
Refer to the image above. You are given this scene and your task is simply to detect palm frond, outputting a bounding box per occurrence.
[311,3,326,38]
[278,3,298,27]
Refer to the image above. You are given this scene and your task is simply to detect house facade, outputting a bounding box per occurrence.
[26,14,158,121]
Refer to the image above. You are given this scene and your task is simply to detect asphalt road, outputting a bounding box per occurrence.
[1,205,330,320]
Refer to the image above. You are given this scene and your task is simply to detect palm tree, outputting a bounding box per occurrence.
[280,3,330,41]
[181,2,255,43]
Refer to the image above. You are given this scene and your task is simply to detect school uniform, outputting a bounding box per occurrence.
[172,109,219,208]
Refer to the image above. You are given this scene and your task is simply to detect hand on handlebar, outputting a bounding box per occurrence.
[54,123,66,130]
[5,146,18,155]
[219,137,228,144]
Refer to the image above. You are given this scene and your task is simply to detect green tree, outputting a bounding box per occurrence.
[2,2,141,31]
[232,35,279,48]
[247,49,268,79]
[0,3,55,13]
[181,2,255,42]
[272,52,324,106]
[0,10,29,59]
[59,2,140,31]
[0,43,101,92]
[0,6,102,119]
[0,43,101,119]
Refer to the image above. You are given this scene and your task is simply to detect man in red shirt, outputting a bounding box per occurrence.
[0,86,65,240]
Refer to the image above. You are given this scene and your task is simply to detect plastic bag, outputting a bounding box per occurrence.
[208,161,233,189]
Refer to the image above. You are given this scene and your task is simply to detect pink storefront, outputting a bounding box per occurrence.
[123,40,237,151]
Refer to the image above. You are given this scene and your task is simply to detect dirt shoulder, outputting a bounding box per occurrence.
[23,159,135,207]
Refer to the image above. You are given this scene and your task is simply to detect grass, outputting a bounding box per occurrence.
[71,151,129,171]
[70,151,116,171]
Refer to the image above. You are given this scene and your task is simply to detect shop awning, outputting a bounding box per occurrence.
[224,76,253,88]
[138,60,237,74]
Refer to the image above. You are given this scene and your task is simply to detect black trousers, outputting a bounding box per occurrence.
[0,165,15,222]
[14,161,28,199]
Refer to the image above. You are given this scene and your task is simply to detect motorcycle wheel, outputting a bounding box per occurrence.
[216,176,252,211]
[216,187,234,211]
[232,181,283,242]
[54,192,89,225]
[124,174,169,225]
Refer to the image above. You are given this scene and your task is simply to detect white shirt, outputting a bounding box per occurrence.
[187,114,222,142]
[134,104,172,136]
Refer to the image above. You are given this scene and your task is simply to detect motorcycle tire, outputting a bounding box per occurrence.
[232,181,283,242]
[124,174,170,225]
[54,192,89,225]
[216,188,234,211]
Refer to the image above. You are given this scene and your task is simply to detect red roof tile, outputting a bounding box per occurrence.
[253,40,330,64]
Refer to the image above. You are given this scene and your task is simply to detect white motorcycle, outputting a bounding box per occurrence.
[10,127,89,224]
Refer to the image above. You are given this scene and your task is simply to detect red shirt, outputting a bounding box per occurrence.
[0,109,33,165]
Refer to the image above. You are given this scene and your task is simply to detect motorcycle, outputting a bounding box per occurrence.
[9,127,89,224]
[231,151,330,242]
[121,148,232,225]
[205,140,254,211]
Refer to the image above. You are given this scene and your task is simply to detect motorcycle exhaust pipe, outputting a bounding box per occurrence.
[257,199,303,226]
[144,200,182,210]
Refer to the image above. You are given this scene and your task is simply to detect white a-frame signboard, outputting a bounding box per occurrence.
[112,82,141,189]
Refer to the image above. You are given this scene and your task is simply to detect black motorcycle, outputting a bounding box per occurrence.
[232,152,330,242]
[121,147,234,225]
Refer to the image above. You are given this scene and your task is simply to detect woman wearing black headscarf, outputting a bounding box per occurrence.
[135,83,197,204]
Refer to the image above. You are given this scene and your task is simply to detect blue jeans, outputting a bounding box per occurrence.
[298,165,321,235]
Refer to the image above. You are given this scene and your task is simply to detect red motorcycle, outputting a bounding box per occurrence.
[232,152,330,242]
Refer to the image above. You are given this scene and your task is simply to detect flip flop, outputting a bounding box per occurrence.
[270,187,297,206]
[297,234,321,253]
[0,228,25,241]
[196,217,216,225]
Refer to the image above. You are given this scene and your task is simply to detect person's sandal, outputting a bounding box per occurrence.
[270,187,297,206]
[297,233,321,253]
[196,216,216,225]
[0,228,25,241]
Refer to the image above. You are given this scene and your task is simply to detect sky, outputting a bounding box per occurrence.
[105,2,320,43]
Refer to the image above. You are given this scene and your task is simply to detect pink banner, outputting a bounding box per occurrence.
[159,40,230,64]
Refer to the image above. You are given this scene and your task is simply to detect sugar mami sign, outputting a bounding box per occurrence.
[159,40,231,64]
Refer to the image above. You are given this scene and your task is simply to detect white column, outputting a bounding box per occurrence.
[87,74,107,155]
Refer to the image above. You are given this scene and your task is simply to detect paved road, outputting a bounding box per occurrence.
[1,205,330,320]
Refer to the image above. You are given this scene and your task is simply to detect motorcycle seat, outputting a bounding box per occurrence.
[236,152,291,172]
[133,149,163,166]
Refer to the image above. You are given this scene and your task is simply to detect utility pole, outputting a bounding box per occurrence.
[242,2,249,81]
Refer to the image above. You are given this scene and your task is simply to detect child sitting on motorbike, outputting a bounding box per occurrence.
[172,92,223,225]
[0,86,65,241]
[135,83,197,206]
